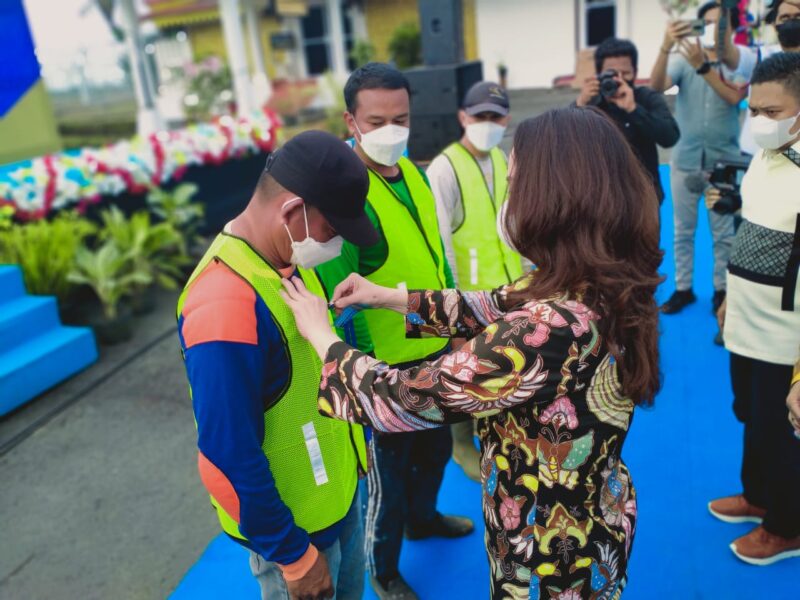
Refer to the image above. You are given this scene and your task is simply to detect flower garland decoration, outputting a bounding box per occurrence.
[0,109,281,220]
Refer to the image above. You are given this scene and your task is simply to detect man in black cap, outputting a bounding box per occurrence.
[176,130,376,600]
[427,81,525,483]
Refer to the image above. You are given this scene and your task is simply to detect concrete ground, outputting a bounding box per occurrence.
[0,86,670,599]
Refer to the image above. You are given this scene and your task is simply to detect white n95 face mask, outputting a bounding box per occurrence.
[283,199,343,268]
[355,123,409,166]
[751,113,800,151]
[700,22,717,48]
[466,122,506,152]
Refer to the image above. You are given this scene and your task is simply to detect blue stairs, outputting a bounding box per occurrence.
[0,265,98,416]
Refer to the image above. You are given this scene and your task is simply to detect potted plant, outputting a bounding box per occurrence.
[0,210,96,320]
[98,206,189,314]
[147,183,206,259]
[388,22,422,69]
[67,241,151,344]
[350,40,376,68]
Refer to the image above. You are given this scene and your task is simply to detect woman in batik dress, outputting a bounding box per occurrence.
[281,107,663,600]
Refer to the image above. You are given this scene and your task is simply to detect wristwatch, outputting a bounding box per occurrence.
[696,61,712,75]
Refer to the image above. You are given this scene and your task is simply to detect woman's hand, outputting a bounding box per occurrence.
[332,273,408,315]
[280,277,341,359]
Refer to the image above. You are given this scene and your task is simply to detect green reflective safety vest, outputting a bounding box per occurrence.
[442,143,523,291]
[363,157,449,365]
[177,233,368,538]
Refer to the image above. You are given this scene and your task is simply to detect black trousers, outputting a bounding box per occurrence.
[730,353,800,538]
[365,425,452,580]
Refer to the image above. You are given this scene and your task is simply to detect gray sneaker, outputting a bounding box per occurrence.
[369,574,419,600]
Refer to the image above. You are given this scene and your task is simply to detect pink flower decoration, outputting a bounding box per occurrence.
[439,351,479,381]
[523,322,551,347]
[500,496,521,530]
[539,396,579,430]
[529,303,568,326]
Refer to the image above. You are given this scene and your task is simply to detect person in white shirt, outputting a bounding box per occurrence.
[726,0,800,155]
[709,51,800,566]
[426,82,525,482]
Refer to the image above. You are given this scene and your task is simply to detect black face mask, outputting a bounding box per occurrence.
[777,20,800,49]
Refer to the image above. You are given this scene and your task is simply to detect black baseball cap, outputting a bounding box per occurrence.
[462,81,510,116]
[265,130,378,247]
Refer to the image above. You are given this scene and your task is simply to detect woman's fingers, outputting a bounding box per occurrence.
[332,274,359,307]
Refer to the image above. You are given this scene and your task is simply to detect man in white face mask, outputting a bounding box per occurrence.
[315,62,474,600]
[710,52,800,567]
[176,131,379,600]
[425,81,522,482]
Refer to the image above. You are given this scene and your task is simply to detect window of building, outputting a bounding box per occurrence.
[301,2,354,76]
[584,0,616,47]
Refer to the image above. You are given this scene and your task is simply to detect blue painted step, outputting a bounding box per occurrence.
[0,326,98,416]
[0,295,60,355]
[0,265,26,303]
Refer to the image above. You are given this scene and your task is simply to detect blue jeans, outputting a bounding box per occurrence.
[366,427,452,580]
[249,497,365,599]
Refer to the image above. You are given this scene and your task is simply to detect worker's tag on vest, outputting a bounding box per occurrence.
[302,422,329,486]
[469,248,479,286]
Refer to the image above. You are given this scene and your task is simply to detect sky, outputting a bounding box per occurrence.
[21,0,150,89]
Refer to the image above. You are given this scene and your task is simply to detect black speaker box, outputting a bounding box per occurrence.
[418,0,464,66]
[403,61,483,161]
[404,61,483,116]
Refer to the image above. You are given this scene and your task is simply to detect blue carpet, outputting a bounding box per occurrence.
[171,166,797,599]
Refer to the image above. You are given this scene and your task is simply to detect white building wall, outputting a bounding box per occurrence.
[476,0,678,89]
[626,0,671,82]
[475,0,577,89]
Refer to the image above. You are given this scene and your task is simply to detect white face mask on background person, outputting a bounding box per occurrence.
[466,121,506,152]
[700,22,717,48]
[751,113,800,151]
[354,123,409,166]
[283,199,343,268]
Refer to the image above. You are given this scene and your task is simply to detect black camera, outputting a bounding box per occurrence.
[598,70,620,98]
[708,154,751,215]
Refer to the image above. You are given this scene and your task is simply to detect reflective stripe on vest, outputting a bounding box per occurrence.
[363,157,449,365]
[443,143,523,291]
[177,233,368,536]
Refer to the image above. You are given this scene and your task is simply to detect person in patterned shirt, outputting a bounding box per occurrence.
[280,107,663,599]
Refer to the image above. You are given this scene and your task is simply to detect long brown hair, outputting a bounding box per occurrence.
[505,107,663,405]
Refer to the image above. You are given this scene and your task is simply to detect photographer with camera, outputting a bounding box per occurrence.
[576,38,680,203]
[711,52,800,566]
[650,1,750,317]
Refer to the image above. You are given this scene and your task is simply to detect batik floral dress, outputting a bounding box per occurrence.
[318,283,638,600]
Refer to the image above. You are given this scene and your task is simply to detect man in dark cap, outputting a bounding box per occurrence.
[176,130,376,600]
[427,81,524,483]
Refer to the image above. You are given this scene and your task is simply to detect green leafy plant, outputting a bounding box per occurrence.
[68,241,151,319]
[0,211,96,301]
[99,206,188,291]
[350,39,376,68]
[147,183,204,249]
[322,72,350,139]
[388,22,422,69]
[0,205,14,231]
